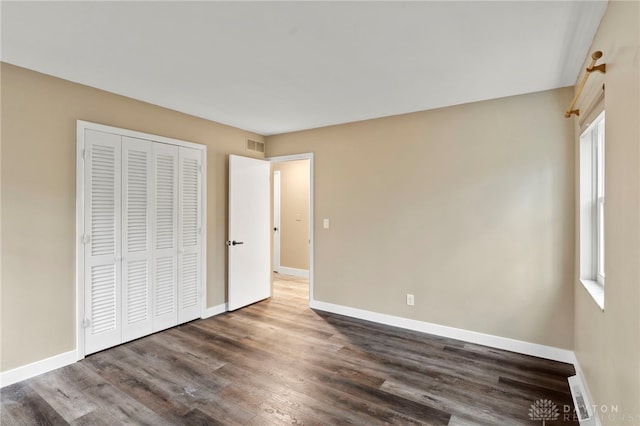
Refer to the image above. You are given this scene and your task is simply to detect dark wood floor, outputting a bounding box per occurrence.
[2,275,577,425]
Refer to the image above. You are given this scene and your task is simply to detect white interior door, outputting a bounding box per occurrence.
[152,143,179,332]
[121,137,153,342]
[78,121,207,358]
[178,147,202,323]
[228,155,271,311]
[84,130,122,354]
[273,170,281,273]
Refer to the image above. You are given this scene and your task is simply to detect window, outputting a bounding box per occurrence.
[595,119,605,284]
[579,110,605,309]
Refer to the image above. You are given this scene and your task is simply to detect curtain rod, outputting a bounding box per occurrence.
[565,51,607,118]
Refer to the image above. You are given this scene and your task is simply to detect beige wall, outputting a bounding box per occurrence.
[273,160,310,271]
[0,63,264,372]
[573,1,640,423]
[266,87,576,349]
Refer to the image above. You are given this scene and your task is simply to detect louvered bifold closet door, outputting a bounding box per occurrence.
[152,143,180,332]
[84,130,122,355]
[178,147,202,323]
[121,137,153,342]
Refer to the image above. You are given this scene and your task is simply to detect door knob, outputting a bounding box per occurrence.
[227,240,244,246]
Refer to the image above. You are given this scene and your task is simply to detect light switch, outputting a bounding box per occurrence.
[323,219,330,229]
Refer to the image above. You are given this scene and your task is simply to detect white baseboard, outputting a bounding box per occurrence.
[0,350,77,388]
[276,267,309,278]
[310,300,575,364]
[203,303,227,318]
[1,298,590,403]
[1,304,227,388]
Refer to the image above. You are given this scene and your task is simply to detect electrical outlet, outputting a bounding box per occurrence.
[406,294,415,306]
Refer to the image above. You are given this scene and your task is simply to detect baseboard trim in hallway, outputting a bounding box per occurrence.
[275,267,309,278]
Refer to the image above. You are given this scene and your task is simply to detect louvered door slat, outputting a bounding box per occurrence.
[181,157,199,248]
[178,147,202,323]
[90,144,118,257]
[122,137,153,342]
[125,260,149,325]
[84,130,122,355]
[155,154,176,250]
[90,264,117,334]
[155,256,176,316]
[153,143,179,332]
[180,252,199,310]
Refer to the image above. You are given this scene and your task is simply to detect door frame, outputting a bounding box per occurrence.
[266,153,315,305]
[76,120,207,360]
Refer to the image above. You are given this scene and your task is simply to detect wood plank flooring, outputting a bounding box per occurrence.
[1,275,577,425]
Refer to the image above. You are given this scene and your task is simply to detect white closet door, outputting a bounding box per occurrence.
[178,147,202,323]
[152,143,179,332]
[121,137,153,342]
[84,130,122,355]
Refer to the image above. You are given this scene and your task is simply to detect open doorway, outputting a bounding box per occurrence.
[269,154,314,304]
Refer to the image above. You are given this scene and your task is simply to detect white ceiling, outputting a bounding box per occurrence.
[1,1,607,136]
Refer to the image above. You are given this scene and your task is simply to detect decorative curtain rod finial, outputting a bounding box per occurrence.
[587,51,606,73]
[564,51,606,118]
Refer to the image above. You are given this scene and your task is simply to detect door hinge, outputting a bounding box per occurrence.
[81,234,91,244]
[82,318,91,328]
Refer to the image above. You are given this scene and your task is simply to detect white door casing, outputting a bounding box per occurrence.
[267,153,315,304]
[227,155,271,311]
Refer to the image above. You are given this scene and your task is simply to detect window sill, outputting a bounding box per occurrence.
[580,279,605,311]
